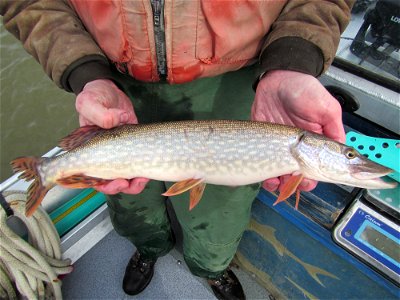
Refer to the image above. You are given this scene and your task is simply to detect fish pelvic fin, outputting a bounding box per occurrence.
[56,174,111,188]
[10,157,51,217]
[189,182,206,210]
[162,178,204,197]
[59,125,106,151]
[163,179,206,210]
[273,174,304,210]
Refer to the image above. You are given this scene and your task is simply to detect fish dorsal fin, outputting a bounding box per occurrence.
[162,178,204,197]
[273,174,304,209]
[189,182,206,210]
[59,125,106,151]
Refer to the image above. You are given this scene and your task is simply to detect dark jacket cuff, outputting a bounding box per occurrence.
[253,37,324,90]
[60,55,114,94]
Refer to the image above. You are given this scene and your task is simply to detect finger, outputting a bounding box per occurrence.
[76,91,131,129]
[124,110,139,125]
[320,96,346,143]
[277,175,291,192]
[79,109,136,128]
[278,175,317,192]
[94,179,129,194]
[298,178,318,192]
[250,102,262,121]
[120,178,150,194]
[323,122,346,144]
[78,115,94,127]
[262,177,280,191]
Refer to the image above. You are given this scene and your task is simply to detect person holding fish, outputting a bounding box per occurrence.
[1,1,362,299]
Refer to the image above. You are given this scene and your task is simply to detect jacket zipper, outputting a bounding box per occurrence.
[151,0,167,80]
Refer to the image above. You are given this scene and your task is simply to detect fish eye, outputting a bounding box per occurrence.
[345,149,356,159]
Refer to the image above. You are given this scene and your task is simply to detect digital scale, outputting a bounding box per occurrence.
[334,187,400,285]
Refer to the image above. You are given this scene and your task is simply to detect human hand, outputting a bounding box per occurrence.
[76,79,138,128]
[251,70,345,193]
[76,79,150,194]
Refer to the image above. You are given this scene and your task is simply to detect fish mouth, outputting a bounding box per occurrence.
[350,162,397,189]
[356,177,398,189]
[351,161,394,180]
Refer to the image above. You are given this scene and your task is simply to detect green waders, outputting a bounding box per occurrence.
[107,66,261,279]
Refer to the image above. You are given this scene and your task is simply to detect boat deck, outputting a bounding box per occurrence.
[62,229,269,299]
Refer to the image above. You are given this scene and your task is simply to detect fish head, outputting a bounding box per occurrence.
[292,132,397,189]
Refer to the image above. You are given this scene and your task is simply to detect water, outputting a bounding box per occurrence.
[0,25,78,181]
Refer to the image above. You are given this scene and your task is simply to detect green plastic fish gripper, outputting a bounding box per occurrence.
[346,131,400,183]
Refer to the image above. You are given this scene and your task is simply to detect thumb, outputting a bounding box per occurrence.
[320,101,346,143]
[76,89,134,129]
[323,121,346,144]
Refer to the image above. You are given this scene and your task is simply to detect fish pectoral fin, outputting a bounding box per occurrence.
[273,174,304,209]
[189,182,206,211]
[162,178,204,197]
[56,174,111,188]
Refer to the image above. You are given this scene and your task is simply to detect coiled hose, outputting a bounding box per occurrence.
[0,191,73,299]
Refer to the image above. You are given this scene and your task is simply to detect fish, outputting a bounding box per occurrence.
[11,120,397,216]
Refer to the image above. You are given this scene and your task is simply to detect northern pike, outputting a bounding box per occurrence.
[11,120,397,216]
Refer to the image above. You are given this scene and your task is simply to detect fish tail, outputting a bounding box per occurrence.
[10,157,51,217]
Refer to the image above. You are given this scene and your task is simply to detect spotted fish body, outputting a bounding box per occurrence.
[11,120,397,216]
[43,120,302,186]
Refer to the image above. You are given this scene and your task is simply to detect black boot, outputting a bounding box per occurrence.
[207,269,245,300]
[122,251,156,295]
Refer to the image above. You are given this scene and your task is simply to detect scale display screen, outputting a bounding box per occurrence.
[334,200,400,284]
[357,222,400,267]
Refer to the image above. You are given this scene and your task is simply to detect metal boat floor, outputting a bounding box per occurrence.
[61,229,268,299]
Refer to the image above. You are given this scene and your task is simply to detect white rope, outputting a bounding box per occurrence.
[0,192,72,299]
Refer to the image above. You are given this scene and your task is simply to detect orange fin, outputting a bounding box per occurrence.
[273,174,304,208]
[189,182,206,210]
[162,179,204,197]
[56,174,111,188]
[26,180,51,217]
[59,125,106,151]
[11,157,44,181]
[10,157,51,217]
[295,189,301,210]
